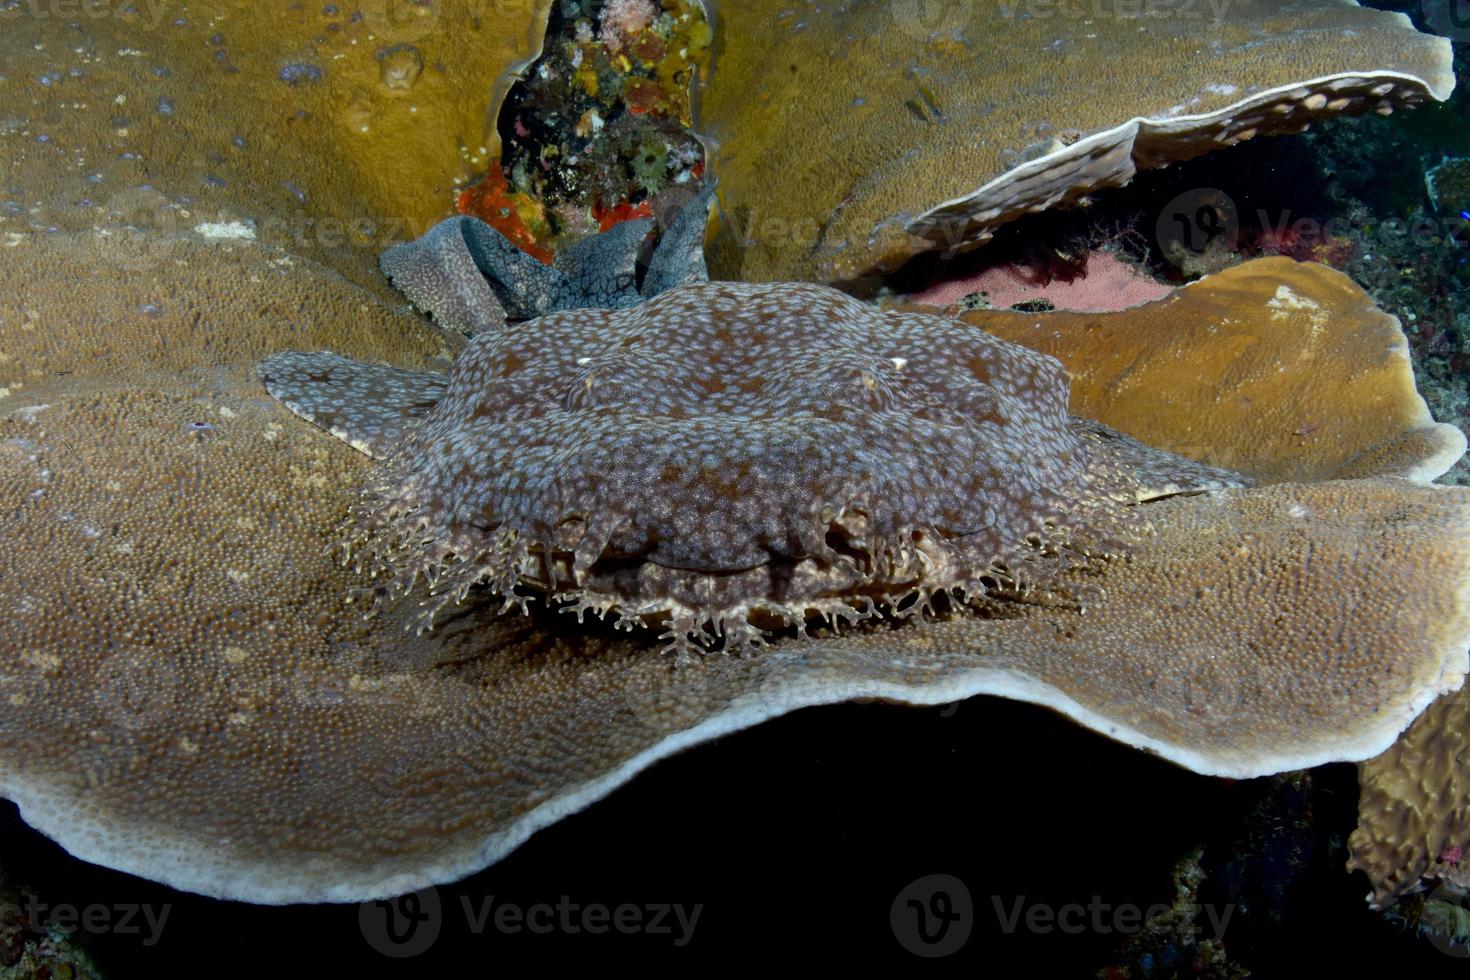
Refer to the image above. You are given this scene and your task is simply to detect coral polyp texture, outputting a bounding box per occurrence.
[0,0,554,290]
[262,281,1245,654]
[1350,691,1470,909]
[697,0,1455,282]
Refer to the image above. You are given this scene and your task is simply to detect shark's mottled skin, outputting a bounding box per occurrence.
[262,271,1246,656]
[379,184,715,336]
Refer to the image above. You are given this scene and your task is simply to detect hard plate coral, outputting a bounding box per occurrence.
[0,0,554,290]
[263,279,1247,655]
[1351,692,1470,909]
[954,257,1468,485]
[3,235,1469,902]
[697,0,1455,282]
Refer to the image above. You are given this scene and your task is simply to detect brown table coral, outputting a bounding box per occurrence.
[956,257,1468,484]
[696,0,1454,282]
[2,238,1468,903]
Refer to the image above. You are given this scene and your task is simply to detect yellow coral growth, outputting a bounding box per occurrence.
[0,0,552,289]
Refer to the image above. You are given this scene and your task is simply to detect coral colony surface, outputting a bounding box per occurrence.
[7,0,1470,974]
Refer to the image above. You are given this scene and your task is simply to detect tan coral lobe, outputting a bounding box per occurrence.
[947,258,1465,484]
[310,282,1242,652]
[0,0,554,290]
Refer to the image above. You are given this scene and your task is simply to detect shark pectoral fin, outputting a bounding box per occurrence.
[258,351,449,459]
[1070,416,1252,502]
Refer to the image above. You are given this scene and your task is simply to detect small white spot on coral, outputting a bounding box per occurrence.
[23,651,61,671]
[1267,285,1321,320]
[195,221,256,241]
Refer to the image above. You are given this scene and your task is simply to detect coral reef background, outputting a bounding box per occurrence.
[4,0,1470,974]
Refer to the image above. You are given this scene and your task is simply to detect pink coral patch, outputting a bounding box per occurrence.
[599,0,659,51]
[913,251,1173,313]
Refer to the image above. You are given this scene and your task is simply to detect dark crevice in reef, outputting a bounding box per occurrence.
[0,716,1438,974]
[478,0,710,258]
